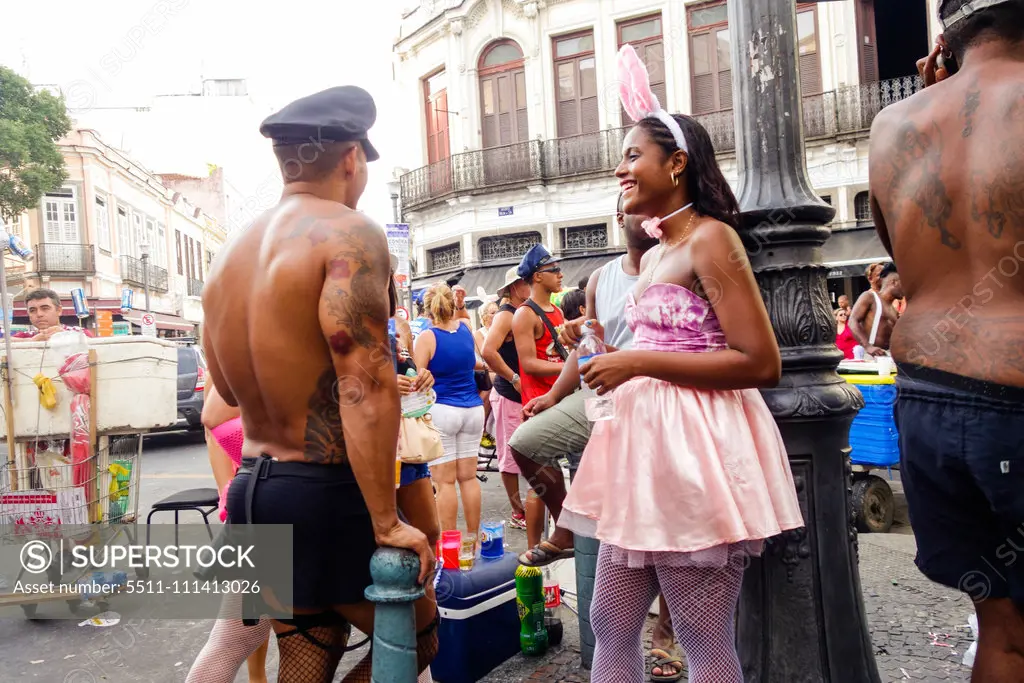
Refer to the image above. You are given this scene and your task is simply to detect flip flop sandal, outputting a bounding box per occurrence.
[649,648,684,682]
[517,541,575,567]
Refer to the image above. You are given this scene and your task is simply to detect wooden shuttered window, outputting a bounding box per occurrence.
[617,14,666,124]
[688,3,732,115]
[688,1,822,114]
[554,31,599,138]
[856,0,879,83]
[424,71,450,165]
[479,40,529,148]
[797,4,823,95]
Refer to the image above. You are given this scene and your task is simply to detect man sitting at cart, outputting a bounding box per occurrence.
[12,289,93,342]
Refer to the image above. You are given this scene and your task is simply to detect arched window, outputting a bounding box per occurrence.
[478,39,529,148]
[854,191,871,225]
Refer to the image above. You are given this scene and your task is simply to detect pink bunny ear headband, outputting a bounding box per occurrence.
[618,44,688,154]
[618,44,690,239]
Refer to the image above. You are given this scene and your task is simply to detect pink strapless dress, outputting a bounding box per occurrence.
[559,283,804,568]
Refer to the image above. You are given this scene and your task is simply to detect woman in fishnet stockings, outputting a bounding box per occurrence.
[558,46,804,683]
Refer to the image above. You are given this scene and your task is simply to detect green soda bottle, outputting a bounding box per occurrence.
[514,565,549,656]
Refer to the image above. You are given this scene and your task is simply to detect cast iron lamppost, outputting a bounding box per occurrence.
[728,1,879,681]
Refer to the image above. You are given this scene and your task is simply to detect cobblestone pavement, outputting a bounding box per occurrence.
[485,483,976,683]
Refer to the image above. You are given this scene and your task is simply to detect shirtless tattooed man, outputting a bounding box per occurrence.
[868,2,1024,680]
[202,86,436,683]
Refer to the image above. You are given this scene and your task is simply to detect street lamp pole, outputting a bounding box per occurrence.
[140,242,152,313]
[728,1,879,681]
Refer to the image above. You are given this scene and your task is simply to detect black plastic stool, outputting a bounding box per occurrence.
[145,488,220,546]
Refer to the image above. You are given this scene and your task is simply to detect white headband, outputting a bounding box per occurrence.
[617,45,688,154]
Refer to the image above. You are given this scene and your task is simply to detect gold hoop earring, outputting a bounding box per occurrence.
[671,172,679,187]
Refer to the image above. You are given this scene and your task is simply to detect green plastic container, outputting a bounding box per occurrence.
[514,565,548,656]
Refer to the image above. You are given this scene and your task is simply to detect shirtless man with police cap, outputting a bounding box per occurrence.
[203,85,436,683]
[869,1,1024,678]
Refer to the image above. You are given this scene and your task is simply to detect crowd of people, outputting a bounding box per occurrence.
[185,2,1022,681]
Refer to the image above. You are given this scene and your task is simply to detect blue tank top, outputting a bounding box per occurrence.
[428,323,483,408]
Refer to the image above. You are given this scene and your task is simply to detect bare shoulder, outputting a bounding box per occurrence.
[690,218,745,264]
[282,200,388,261]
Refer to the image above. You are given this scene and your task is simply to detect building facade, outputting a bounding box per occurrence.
[3,129,228,336]
[393,0,940,302]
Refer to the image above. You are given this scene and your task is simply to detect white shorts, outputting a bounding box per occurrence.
[429,403,485,467]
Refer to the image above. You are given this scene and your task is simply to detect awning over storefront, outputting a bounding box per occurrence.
[822,228,891,279]
[11,297,123,317]
[123,311,196,332]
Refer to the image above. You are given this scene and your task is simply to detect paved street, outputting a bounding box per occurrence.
[0,434,974,682]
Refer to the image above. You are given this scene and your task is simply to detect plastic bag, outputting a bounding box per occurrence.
[58,352,90,395]
[963,613,979,667]
[36,449,73,489]
[70,394,91,486]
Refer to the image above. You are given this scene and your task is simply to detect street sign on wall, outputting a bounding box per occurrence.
[141,313,157,337]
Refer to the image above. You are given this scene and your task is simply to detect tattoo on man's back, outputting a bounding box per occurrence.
[303,368,347,464]
[891,122,961,250]
[961,83,981,138]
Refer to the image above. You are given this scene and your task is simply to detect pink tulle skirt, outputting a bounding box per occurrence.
[559,376,804,568]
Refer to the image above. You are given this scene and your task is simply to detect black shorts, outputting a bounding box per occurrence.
[226,457,378,610]
[895,364,1024,608]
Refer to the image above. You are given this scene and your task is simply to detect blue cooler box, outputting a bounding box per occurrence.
[432,551,520,683]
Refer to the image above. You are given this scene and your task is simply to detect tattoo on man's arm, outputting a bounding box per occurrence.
[323,246,391,352]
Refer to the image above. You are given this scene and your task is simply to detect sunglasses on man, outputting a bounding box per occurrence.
[537,265,562,275]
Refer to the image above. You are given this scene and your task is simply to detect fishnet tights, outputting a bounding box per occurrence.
[590,544,745,683]
[338,616,440,683]
[186,593,271,683]
[275,620,351,683]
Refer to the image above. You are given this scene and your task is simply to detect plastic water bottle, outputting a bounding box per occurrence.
[400,369,431,417]
[578,326,615,421]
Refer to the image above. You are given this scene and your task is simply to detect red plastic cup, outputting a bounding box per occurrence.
[441,530,462,569]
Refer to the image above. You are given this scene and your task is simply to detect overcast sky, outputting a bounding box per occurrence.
[1,0,409,227]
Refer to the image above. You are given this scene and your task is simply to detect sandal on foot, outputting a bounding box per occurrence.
[508,514,527,530]
[649,648,684,682]
[518,541,574,567]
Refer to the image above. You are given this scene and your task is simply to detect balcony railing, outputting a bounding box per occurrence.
[34,243,95,274]
[401,76,924,211]
[120,255,169,292]
[187,277,204,297]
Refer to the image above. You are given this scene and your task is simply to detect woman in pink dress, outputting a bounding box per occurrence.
[560,46,804,683]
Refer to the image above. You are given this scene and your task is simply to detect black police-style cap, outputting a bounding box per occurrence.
[259,85,380,161]
[517,243,563,280]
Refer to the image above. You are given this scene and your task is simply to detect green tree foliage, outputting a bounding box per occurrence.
[0,66,72,223]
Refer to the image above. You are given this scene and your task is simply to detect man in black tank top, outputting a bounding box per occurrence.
[482,267,539,532]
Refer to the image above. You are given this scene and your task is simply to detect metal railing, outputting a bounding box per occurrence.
[187,278,203,297]
[120,255,169,292]
[34,243,95,274]
[400,76,924,211]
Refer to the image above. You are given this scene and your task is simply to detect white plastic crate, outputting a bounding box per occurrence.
[1,336,178,439]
